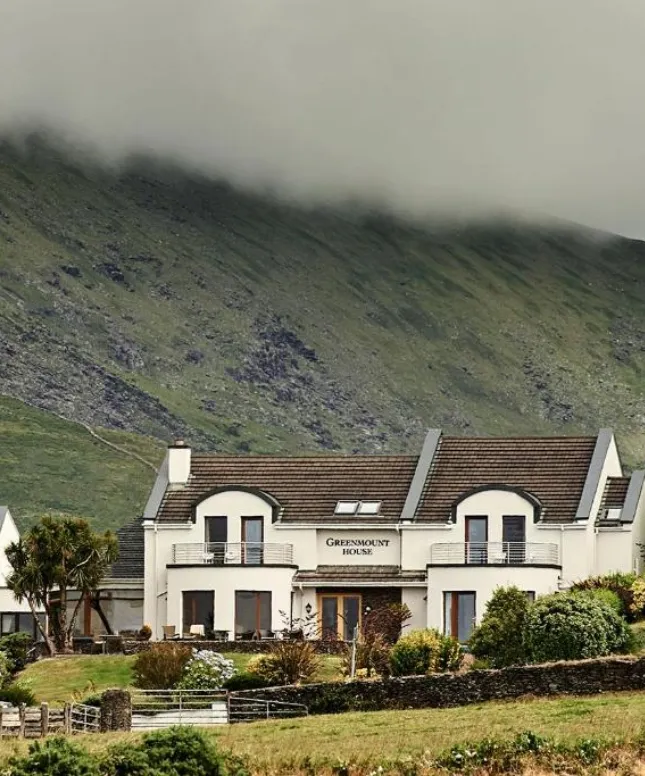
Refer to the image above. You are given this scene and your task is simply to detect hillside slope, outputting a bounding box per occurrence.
[1,137,645,527]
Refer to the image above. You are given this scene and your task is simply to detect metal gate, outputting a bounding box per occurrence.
[70,703,101,734]
[130,690,308,729]
[130,689,228,730]
[228,695,308,723]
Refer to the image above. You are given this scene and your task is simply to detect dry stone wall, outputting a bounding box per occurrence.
[233,655,645,715]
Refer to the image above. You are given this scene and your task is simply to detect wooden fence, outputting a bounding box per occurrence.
[0,704,72,738]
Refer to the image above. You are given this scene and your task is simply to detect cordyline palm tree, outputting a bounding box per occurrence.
[5,516,118,655]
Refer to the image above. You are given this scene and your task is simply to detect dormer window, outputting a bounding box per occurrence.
[334,501,382,516]
[335,501,360,515]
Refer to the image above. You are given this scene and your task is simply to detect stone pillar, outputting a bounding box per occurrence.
[100,689,132,732]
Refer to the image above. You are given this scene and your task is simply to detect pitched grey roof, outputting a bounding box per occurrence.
[107,519,144,579]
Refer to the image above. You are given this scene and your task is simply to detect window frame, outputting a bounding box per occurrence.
[317,593,362,640]
[181,590,215,637]
[334,501,360,515]
[443,591,477,643]
[234,590,272,638]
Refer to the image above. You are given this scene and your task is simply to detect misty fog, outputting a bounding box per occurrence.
[2,0,645,236]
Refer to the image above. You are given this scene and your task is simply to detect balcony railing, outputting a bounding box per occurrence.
[429,542,560,567]
[172,542,294,566]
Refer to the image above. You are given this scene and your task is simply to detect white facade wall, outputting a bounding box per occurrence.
[166,566,294,639]
[402,588,427,630]
[595,529,635,576]
[0,511,45,625]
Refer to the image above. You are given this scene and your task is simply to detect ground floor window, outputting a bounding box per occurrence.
[443,592,476,642]
[182,591,214,637]
[318,594,361,640]
[525,591,536,602]
[235,591,272,638]
[0,612,44,640]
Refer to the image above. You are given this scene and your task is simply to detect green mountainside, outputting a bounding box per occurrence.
[1,137,645,530]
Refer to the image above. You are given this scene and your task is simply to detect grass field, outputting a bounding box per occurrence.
[17,652,343,704]
[2,690,645,772]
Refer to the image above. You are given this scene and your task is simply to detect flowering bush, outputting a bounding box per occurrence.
[389,629,462,676]
[176,650,235,691]
[524,592,630,663]
[631,577,645,618]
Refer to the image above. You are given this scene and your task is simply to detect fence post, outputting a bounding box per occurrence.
[64,703,72,734]
[99,689,132,733]
[18,704,25,738]
[41,703,49,738]
[0,708,4,739]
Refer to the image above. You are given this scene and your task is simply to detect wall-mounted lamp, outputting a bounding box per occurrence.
[305,603,313,615]
[364,606,372,615]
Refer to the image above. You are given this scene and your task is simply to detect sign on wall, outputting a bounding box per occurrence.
[318,531,399,564]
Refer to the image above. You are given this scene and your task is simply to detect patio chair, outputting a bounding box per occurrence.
[162,625,179,640]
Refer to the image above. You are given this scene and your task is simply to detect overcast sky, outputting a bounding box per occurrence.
[2,1,645,237]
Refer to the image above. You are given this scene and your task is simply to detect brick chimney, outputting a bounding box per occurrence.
[167,439,191,486]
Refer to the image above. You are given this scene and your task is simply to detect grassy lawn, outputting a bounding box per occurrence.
[2,690,645,771]
[18,656,137,704]
[17,652,343,705]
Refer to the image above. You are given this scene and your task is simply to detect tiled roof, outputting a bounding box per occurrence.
[107,519,144,579]
[415,436,598,523]
[294,566,427,584]
[601,477,630,509]
[157,455,419,524]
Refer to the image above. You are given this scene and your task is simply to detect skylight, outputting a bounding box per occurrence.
[335,501,360,515]
[334,500,382,516]
[357,501,382,515]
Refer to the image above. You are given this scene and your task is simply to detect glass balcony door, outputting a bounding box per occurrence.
[465,516,488,564]
[503,515,526,563]
[204,516,227,564]
[242,517,264,565]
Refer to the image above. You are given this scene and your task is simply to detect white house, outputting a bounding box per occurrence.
[0,507,46,639]
[136,430,645,643]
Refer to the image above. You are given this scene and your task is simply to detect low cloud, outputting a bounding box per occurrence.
[2,0,645,235]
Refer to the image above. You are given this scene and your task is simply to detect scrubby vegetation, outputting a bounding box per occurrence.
[469,584,637,667]
[469,587,532,668]
[389,629,462,676]
[3,727,233,776]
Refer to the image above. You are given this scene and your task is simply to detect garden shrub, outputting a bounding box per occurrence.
[100,727,235,776]
[363,603,412,644]
[139,725,226,776]
[582,588,624,616]
[631,577,645,618]
[176,650,235,690]
[389,629,462,676]
[469,586,531,667]
[524,591,630,663]
[0,633,33,674]
[247,641,320,685]
[0,681,37,707]
[341,633,392,678]
[222,671,271,691]
[99,742,153,776]
[7,736,99,776]
[571,572,637,620]
[132,642,192,689]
